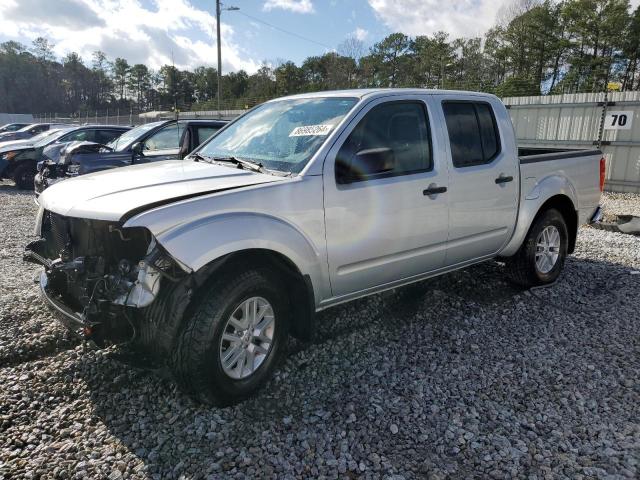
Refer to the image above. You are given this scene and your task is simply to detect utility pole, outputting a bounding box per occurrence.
[216,1,239,116]
[216,0,222,114]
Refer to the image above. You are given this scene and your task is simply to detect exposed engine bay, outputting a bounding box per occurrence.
[24,209,187,346]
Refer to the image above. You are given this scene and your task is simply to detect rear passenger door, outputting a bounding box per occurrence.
[437,96,518,265]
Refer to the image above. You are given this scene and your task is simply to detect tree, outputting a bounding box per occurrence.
[274,61,303,96]
[2,0,640,116]
[369,33,412,87]
[113,57,130,101]
[128,64,151,108]
[31,37,55,62]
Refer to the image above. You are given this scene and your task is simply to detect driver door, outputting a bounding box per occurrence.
[323,96,450,297]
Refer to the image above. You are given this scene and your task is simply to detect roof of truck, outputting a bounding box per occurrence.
[275,88,498,101]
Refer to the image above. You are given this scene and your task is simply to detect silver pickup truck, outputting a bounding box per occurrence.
[25,89,604,405]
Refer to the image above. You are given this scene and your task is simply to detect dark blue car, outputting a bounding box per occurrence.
[1,124,130,189]
[35,119,227,195]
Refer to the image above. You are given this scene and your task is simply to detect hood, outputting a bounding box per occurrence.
[43,142,74,163]
[1,144,35,155]
[62,141,108,162]
[0,138,36,153]
[38,159,285,221]
[0,132,28,142]
[67,140,105,153]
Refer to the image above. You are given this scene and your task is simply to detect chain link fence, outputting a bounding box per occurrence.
[32,108,246,126]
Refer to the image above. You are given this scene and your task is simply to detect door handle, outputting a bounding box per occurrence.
[495,175,514,184]
[423,185,447,196]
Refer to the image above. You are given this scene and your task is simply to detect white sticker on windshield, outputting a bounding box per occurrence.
[289,124,334,137]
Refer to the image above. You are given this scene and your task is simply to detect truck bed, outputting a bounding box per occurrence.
[517,146,602,226]
[518,147,602,163]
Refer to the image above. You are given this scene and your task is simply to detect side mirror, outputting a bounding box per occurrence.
[336,147,395,184]
[131,142,143,156]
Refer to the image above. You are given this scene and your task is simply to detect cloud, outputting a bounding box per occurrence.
[353,27,369,41]
[263,0,314,14]
[0,0,260,73]
[3,0,104,29]
[367,0,506,38]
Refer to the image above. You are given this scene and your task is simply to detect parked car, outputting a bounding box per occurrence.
[34,119,228,194]
[26,89,604,405]
[2,125,130,189]
[0,122,31,134]
[0,128,61,152]
[0,123,66,143]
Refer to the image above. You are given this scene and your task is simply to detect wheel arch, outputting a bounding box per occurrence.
[536,195,578,253]
[192,248,316,341]
[502,192,578,257]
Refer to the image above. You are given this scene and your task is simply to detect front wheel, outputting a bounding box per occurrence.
[12,162,36,190]
[171,268,289,406]
[505,208,568,288]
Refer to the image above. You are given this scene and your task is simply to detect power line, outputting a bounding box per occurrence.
[234,10,333,50]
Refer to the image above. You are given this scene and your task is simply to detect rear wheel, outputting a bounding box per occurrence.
[171,267,289,406]
[12,162,36,190]
[505,208,568,288]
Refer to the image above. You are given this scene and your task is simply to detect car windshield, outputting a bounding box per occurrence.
[33,129,72,147]
[197,97,358,173]
[106,122,163,151]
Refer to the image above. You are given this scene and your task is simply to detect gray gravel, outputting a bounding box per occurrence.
[1,180,639,479]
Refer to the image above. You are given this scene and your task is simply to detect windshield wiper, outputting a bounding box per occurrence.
[190,152,211,163]
[211,156,265,173]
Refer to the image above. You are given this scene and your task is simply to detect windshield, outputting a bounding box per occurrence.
[197,97,358,173]
[33,129,72,148]
[106,122,163,151]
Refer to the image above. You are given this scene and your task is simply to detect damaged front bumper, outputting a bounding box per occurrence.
[24,210,188,345]
[37,269,87,336]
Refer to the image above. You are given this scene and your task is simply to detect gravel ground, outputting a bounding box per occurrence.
[1,181,639,480]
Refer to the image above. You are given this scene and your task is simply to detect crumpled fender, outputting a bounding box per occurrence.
[124,211,328,304]
[500,174,578,257]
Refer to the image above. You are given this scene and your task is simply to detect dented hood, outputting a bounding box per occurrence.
[38,160,284,221]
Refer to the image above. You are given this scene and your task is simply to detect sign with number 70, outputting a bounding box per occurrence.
[604,111,634,130]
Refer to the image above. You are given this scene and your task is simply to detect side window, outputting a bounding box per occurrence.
[442,101,501,168]
[336,101,432,183]
[143,123,186,151]
[60,130,94,143]
[195,126,220,145]
[95,129,124,144]
[31,125,48,134]
[476,103,499,161]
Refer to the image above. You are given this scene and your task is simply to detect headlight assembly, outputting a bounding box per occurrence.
[66,164,81,175]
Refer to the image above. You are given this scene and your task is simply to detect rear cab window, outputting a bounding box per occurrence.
[195,126,221,145]
[442,101,501,168]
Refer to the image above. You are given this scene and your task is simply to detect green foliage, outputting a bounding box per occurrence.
[1,0,639,115]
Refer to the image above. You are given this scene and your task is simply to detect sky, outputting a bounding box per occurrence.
[0,0,638,74]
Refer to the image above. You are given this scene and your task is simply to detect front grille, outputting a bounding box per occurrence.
[42,210,70,259]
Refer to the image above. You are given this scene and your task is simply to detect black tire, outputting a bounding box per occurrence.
[171,267,289,406]
[505,208,568,288]
[12,162,36,190]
